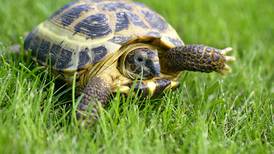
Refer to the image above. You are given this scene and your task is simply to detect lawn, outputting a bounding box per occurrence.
[0,0,273,153]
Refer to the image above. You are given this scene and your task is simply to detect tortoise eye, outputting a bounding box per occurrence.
[135,55,145,63]
[137,56,144,62]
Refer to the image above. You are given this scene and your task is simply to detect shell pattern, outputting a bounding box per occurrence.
[24,0,184,75]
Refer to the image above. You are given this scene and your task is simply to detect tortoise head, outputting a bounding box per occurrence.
[119,43,161,80]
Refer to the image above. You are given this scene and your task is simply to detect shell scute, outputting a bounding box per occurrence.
[78,48,91,69]
[146,31,161,38]
[74,13,112,39]
[49,44,62,65]
[24,31,33,50]
[37,39,51,64]
[59,4,91,26]
[91,46,108,64]
[50,1,77,18]
[101,2,132,11]
[55,48,73,69]
[115,12,129,32]
[167,37,184,47]
[125,12,148,29]
[141,9,168,31]
[109,35,133,45]
[24,32,41,58]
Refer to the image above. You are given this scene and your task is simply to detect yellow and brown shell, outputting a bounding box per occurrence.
[24,0,184,82]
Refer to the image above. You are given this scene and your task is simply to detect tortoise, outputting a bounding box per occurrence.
[24,0,235,122]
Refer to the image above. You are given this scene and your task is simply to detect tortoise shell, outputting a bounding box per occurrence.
[24,0,184,80]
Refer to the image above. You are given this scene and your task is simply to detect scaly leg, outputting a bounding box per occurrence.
[160,45,235,75]
[77,76,111,124]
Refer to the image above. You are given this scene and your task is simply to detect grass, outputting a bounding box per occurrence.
[0,0,273,153]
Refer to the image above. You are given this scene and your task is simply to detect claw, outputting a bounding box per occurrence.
[219,64,232,75]
[219,47,235,75]
[221,47,233,54]
[225,56,236,62]
[220,47,236,62]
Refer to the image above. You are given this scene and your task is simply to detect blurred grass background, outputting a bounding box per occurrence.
[0,0,273,153]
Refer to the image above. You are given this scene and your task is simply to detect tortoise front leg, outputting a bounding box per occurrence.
[160,45,235,75]
[77,76,111,124]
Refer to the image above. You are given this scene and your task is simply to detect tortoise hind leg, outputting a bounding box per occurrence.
[77,76,112,124]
